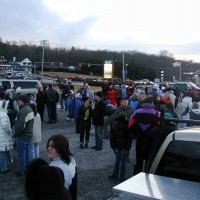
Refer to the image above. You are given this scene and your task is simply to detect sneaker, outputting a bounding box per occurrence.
[79,144,84,149]
[84,143,88,149]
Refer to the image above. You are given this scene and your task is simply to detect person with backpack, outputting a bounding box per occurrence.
[129,95,160,175]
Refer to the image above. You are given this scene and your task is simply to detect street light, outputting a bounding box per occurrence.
[40,40,48,83]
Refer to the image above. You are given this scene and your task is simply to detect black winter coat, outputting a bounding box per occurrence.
[110,118,132,151]
[92,99,106,126]
[76,104,93,133]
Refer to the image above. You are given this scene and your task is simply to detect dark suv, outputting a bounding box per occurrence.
[168,82,200,96]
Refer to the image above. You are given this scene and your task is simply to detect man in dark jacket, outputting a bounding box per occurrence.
[15,95,34,176]
[129,95,160,175]
[44,84,59,124]
[91,91,107,151]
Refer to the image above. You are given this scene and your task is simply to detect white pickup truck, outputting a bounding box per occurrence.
[112,119,200,200]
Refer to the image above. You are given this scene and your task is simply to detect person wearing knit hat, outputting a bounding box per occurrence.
[25,158,72,200]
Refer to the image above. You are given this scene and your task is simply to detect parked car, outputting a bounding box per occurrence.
[144,114,200,183]
[112,117,200,199]
[55,77,68,83]
[0,79,41,97]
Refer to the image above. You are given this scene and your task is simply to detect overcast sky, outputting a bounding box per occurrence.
[1,0,200,62]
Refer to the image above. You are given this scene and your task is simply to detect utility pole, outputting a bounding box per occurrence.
[122,52,125,82]
[40,40,48,83]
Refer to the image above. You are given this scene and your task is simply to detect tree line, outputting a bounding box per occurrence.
[0,38,200,81]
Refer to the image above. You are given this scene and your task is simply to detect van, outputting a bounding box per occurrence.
[0,79,41,97]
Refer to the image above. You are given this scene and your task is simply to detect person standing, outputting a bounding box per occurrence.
[60,81,70,111]
[29,104,42,159]
[91,91,107,151]
[109,112,132,182]
[85,84,95,108]
[36,85,45,122]
[4,90,18,164]
[114,97,134,122]
[15,95,34,176]
[129,95,160,175]
[44,84,59,124]
[0,99,13,174]
[106,86,117,107]
[77,97,92,149]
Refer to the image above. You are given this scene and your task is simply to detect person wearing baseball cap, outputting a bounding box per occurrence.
[15,95,34,176]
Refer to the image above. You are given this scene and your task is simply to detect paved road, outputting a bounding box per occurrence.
[0,106,136,200]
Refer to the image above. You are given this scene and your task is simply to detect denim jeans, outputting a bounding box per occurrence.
[30,143,40,160]
[94,125,104,148]
[0,151,8,173]
[6,150,13,164]
[68,108,75,119]
[16,137,32,175]
[112,148,126,182]
[60,97,68,110]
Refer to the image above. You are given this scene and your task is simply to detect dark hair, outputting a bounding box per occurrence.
[95,91,102,98]
[82,96,90,102]
[143,95,154,104]
[165,102,174,113]
[47,134,73,164]
[116,111,127,121]
[18,94,29,104]
[29,104,37,116]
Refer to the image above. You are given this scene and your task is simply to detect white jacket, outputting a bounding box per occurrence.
[182,96,192,105]
[50,156,76,189]
[0,110,13,151]
[31,113,42,143]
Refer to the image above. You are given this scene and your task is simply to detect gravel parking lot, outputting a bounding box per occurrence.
[0,106,136,200]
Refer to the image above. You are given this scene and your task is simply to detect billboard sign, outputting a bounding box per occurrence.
[104,60,113,79]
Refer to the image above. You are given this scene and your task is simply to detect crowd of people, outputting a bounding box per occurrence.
[1,79,200,199]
